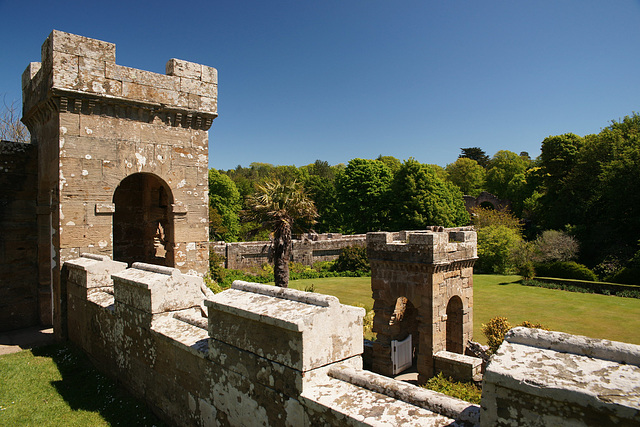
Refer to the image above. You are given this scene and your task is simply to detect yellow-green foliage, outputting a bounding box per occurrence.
[421,372,481,404]
[481,316,547,354]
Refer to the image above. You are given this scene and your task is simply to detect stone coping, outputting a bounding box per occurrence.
[303,370,469,426]
[231,280,339,307]
[486,328,640,413]
[205,284,340,333]
[329,364,480,425]
[434,351,482,366]
[505,327,640,366]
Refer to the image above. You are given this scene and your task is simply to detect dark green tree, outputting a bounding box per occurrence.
[390,159,469,230]
[459,147,490,168]
[208,169,242,241]
[335,158,394,233]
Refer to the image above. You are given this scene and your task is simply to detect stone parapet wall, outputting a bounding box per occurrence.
[63,254,479,426]
[212,233,367,271]
[0,140,39,331]
[481,327,640,426]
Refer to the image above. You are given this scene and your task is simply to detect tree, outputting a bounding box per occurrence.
[376,155,402,173]
[459,147,489,168]
[0,98,29,143]
[445,157,486,196]
[485,150,530,200]
[335,158,393,233]
[208,169,242,241]
[532,230,579,263]
[471,207,523,274]
[246,179,317,287]
[476,225,523,274]
[390,159,469,230]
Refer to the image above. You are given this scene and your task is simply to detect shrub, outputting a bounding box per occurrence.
[481,316,548,354]
[481,316,512,354]
[476,225,522,274]
[534,261,597,281]
[532,230,579,262]
[421,373,481,404]
[332,245,370,273]
[209,252,227,283]
[607,267,640,286]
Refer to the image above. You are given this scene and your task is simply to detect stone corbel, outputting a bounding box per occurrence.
[171,204,188,215]
[95,203,115,215]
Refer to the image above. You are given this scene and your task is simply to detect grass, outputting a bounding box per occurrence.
[289,274,640,345]
[0,344,165,426]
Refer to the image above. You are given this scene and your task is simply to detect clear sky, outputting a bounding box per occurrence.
[1,1,639,171]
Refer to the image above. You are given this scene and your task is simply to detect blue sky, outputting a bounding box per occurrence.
[1,1,639,171]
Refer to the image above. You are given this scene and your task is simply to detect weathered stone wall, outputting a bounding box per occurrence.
[367,228,478,382]
[212,233,366,271]
[63,254,480,426]
[21,31,217,336]
[481,327,640,426]
[0,140,39,331]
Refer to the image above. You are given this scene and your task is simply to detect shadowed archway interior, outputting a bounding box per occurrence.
[113,173,174,267]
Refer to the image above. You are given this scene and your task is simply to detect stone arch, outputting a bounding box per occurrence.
[446,295,464,354]
[479,201,495,209]
[113,173,174,267]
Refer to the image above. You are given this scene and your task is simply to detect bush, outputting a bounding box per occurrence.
[532,230,579,262]
[476,225,522,274]
[209,252,227,283]
[609,267,640,286]
[521,278,640,298]
[481,316,547,354]
[534,261,597,281]
[332,245,370,273]
[421,373,481,404]
[481,316,512,354]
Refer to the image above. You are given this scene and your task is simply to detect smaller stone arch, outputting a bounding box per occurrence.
[113,173,175,267]
[446,295,464,354]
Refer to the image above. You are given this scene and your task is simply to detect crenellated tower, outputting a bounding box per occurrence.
[367,228,477,382]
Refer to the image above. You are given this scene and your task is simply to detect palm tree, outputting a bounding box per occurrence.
[247,179,317,287]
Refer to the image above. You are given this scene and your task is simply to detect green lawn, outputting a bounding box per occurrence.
[0,344,165,426]
[289,275,640,345]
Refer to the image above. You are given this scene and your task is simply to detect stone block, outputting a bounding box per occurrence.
[206,281,364,372]
[112,263,205,314]
[64,253,127,289]
[434,350,482,382]
[166,58,203,80]
[45,30,116,62]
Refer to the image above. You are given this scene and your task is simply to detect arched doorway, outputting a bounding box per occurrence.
[446,296,464,354]
[113,173,174,267]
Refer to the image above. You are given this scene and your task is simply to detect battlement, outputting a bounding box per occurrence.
[22,30,217,130]
[367,227,477,266]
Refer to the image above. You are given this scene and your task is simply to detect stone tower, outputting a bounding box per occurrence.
[21,30,217,335]
[367,228,477,382]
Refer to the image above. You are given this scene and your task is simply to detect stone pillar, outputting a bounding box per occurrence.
[367,228,477,382]
[21,30,217,338]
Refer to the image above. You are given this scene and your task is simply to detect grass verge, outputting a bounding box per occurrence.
[0,343,165,426]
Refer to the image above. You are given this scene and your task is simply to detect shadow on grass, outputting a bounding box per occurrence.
[497,279,522,286]
[32,343,166,426]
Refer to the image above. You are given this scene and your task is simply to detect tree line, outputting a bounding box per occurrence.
[209,112,640,284]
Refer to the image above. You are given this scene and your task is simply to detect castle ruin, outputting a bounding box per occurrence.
[1,31,639,427]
